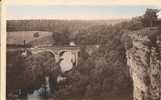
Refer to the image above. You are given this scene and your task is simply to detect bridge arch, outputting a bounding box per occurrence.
[30,48,60,63]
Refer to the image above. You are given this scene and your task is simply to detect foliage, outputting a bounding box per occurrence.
[53,31,70,45]
[33,32,40,38]
[22,52,57,93]
[142,8,160,27]
[6,50,26,93]
[7,51,58,95]
[51,22,134,100]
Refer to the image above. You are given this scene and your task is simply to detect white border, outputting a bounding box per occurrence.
[1,1,7,100]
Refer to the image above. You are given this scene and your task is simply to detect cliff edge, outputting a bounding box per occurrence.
[125,27,161,100]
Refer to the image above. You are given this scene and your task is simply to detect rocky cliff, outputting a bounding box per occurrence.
[125,27,161,100]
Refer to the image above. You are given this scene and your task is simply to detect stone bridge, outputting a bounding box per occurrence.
[29,46,80,66]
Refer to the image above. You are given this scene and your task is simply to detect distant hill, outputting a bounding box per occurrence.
[7,19,129,46]
[7,19,128,32]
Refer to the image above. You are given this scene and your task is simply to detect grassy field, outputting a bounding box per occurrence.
[7,31,53,45]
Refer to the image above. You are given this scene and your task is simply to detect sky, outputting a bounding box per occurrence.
[5,1,161,20]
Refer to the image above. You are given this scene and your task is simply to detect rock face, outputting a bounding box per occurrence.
[125,27,161,100]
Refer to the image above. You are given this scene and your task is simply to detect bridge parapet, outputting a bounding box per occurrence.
[29,46,80,65]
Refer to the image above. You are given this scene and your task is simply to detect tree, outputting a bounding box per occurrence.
[142,8,160,27]
[7,51,26,93]
[53,32,70,45]
[23,52,57,93]
[33,32,40,38]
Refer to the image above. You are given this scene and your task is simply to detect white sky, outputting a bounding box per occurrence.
[3,0,161,19]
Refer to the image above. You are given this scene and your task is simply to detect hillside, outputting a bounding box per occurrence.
[7,19,127,32]
[7,19,128,46]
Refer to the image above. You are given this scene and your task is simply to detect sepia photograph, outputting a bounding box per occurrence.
[3,1,161,100]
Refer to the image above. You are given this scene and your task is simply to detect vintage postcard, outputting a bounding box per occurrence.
[1,0,161,100]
